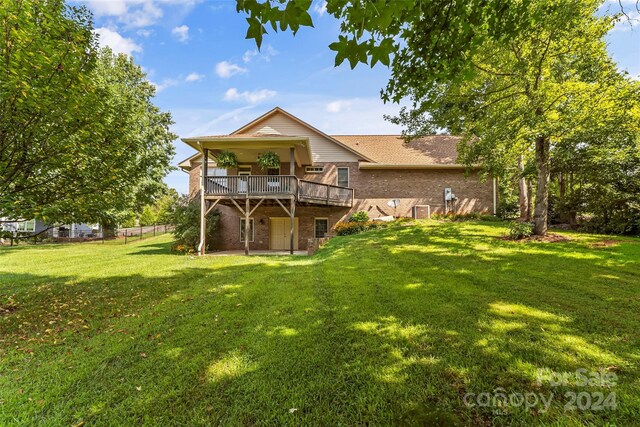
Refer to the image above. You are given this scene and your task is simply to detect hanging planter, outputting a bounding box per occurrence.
[256,151,281,170]
[214,151,238,168]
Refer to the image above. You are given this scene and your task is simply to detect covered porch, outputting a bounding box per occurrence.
[181,134,353,256]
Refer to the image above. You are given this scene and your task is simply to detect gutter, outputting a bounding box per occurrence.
[358,163,480,170]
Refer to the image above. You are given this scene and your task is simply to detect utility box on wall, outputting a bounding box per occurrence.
[413,205,431,219]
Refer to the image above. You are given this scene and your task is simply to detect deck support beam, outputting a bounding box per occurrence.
[244,198,250,255]
[289,198,295,255]
[198,149,209,256]
[289,147,295,175]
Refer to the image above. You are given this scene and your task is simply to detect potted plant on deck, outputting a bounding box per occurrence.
[256,151,280,170]
[214,151,238,169]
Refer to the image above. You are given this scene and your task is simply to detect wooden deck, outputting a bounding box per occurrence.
[204,175,353,207]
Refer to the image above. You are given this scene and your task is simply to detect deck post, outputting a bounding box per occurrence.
[289,147,295,175]
[198,149,209,256]
[289,197,295,255]
[244,198,250,255]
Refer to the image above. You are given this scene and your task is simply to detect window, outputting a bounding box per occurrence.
[314,218,328,238]
[305,166,324,173]
[337,167,349,187]
[207,167,227,177]
[267,167,280,176]
[238,165,252,175]
[240,218,254,242]
[17,220,35,232]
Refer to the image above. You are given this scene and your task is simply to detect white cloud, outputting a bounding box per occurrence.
[242,44,278,63]
[215,61,248,78]
[172,25,190,42]
[137,29,153,38]
[325,100,353,113]
[85,0,200,28]
[152,78,179,93]
[610,10,640,32]
[94,27,142,56]
[185,72,204,82]
[313,1,327,16]
[223,88,277,104]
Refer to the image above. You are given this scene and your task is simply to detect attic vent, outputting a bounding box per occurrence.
[256,126,281,135]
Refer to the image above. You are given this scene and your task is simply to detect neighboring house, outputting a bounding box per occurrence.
[0,219,102,239]
[0,219,48,235]
[179,107,497,255]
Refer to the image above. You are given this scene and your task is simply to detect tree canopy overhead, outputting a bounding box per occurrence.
[237,0,640,235]
[0,0,175,227]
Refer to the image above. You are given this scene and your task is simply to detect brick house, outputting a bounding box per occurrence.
[179,107,496,254]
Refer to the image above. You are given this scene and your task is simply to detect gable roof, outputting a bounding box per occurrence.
[332,135,464,168]
[231,107,374,162]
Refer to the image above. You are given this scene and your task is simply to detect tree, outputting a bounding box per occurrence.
[388,4,639,235]
[236,0,638,235]
[1,0,96,217]
[0,2,175,228]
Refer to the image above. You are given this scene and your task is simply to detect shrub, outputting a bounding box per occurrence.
[497,195,519,220]
[170,197,220,252]
[349,211,369,222]
[335,220,388,236]
[507,221,533,240]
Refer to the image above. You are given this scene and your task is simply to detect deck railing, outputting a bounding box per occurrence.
[205,175,353,206]
[298,180,353,206]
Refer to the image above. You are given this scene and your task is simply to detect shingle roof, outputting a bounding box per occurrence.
[331,135,461,165]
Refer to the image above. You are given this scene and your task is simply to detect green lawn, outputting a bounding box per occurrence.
[1,221,638,426]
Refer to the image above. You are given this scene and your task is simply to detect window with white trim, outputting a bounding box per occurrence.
[337,167,349,187]
[314,218,328,238]
[240,218,254,242]
[17,220,35,232]
[305,166,324,173]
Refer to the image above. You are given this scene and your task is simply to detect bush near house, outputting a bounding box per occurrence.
[348,211,369,222]
[170,197,220,252]
[335,220,387,236]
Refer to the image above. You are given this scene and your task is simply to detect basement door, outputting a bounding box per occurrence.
[269,217,299,250]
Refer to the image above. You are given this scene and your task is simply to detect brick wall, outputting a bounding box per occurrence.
[189,161,495,251]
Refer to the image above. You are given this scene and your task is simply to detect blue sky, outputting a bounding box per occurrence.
[79,0,640,194]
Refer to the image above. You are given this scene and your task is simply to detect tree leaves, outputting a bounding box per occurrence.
[0,1,175,226]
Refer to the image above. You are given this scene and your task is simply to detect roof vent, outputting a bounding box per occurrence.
[256,126,281,135]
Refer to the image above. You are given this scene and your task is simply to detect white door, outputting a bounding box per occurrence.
[269,218,299,250]
[238,168,251,193]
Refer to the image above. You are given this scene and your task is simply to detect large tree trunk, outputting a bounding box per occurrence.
[518,155,529,221]
[533,135,550,235]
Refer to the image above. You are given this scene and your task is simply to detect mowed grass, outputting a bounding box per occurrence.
[0,221,638,426]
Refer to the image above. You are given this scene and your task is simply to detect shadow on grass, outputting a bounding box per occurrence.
[1,222,638,426]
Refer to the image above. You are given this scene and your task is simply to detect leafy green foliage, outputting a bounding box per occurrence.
[348,211,369,222]
[236,0,639,237]
[0,1,175,227]
[334,220,386,235]
[507,221,534,240]
[170,197,220,252]
[214,151,239,168]
[256,151,280,170]
[553,132,640,235]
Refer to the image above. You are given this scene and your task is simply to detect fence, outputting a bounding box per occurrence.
[117,224,174,244]
[0,224,174,246]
